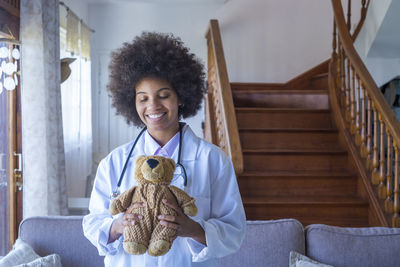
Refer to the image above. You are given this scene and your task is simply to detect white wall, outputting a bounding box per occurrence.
[220,0,332,83]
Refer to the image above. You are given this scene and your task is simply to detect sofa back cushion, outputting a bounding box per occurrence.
[306,224,400,267]
[220,219,305,267]
[19,216,104,267]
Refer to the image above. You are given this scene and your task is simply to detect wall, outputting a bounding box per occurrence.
[354,0,400,87]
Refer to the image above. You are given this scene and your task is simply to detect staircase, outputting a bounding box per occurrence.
[232,74,370,227]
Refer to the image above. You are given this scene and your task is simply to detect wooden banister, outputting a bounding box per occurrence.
[204,19,243,175]
[330,0,400,227]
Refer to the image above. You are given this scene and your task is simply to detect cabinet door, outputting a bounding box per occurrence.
[0,40,22,256]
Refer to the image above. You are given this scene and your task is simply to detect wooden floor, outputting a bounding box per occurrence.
[232,74,370,227]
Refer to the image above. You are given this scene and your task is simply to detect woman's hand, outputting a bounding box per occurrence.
[158,199,206,245]
[107,202,146,244]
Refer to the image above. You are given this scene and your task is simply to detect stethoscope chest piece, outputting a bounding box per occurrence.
[110,188,120,199]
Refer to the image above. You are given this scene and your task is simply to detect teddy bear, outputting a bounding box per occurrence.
[109,155,198,256]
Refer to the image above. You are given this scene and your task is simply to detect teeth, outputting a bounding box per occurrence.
[148,113,164,119]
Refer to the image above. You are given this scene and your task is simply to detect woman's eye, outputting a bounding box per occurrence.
[159,94,169,99]
[138,97,147,102]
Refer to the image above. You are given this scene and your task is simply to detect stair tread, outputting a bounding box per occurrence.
[311,73,328,79]
[243,148,346,154]
[236,107,330,112]
[243,196,368,205]
[239,128,338,133]
[233,89,328,94]
[239,170,356,177]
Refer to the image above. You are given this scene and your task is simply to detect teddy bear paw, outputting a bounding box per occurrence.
[148,240,171,256]
[123,241,147,255]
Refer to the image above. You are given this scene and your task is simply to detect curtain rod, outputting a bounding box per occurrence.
[59,1,95,33]
[0,38,20,45]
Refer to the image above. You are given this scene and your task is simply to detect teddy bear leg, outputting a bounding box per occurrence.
[123,221,151,255]
[148,223,176,256]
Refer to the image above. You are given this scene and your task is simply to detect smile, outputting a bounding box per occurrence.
[147,113,166,119]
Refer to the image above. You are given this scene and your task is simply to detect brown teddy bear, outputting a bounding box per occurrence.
[109,155,198,256]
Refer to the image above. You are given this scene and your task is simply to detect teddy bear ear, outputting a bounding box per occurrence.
[167,158,176,170]
[136,155,147,166]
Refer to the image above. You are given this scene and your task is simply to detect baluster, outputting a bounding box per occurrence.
[393,142,400,227]
[350,66,356,131]
[332,18,337,58]
[340,45,346,106]
[336,42,341,91]
[385,132,393,213]
[347,0,352,31]
[371,105,379,183]
[360,84,367,155]
[345,60,351,122]
[354,74,361,141]
[377,114,386,192]
[361,0,367,21]
[365,92,373,167]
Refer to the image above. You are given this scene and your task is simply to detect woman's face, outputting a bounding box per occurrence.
[135,77,181,137]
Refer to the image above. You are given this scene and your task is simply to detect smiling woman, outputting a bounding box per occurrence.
[83,32,246,267]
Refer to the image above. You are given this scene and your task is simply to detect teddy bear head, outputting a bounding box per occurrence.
[135,155,176,185]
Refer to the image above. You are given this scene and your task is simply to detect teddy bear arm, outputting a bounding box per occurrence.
[168,186,198,216]
[109,186,136,215]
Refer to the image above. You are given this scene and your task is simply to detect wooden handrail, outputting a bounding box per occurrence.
[330,0,400,227]
[204,20,243,175]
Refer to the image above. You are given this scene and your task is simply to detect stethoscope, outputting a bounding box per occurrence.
[110,123,188,199]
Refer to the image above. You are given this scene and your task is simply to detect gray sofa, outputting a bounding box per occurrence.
[18,216,400,267]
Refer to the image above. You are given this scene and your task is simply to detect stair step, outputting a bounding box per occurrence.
[242,196,369,227]
[238,170,357,197]
[233,89,329,109]
[243,149,348,171]
[236,108,333,129]
[239,128,339,150]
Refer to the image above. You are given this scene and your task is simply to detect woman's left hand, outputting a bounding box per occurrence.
[158,199,206,245]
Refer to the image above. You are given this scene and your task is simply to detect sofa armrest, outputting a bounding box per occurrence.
[19,216,104,267]
[306,224,400,267]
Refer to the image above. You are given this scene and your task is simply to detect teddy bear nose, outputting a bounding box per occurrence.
[146,159,159,169]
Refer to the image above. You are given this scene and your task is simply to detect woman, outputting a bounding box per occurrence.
[83,32,246,266]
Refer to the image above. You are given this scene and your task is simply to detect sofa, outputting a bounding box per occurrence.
[16,216,400,267]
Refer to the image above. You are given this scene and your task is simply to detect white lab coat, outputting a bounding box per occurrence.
[82,126,246,267]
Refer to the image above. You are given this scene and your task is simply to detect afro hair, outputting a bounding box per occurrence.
[107,32,206,127]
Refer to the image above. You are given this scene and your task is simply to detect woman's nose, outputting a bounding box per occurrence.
[147,97,161,108]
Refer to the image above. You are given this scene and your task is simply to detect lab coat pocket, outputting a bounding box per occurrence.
[191,196,211,220]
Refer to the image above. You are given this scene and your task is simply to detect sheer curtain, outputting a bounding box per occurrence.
[60,7,92,198]
[20,0,68,217]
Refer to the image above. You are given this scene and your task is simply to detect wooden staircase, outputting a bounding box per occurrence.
[231,76,370,227]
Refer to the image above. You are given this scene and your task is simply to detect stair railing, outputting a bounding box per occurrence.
[329,0,400,227]
[204,19,243,175]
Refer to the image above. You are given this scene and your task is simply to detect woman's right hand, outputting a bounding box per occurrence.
[107,202,146,244]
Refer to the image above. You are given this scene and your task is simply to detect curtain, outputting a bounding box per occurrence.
[60,11,93,198]
[20,0,68,216]
[66,10,79,55]
[81,23,91,60]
